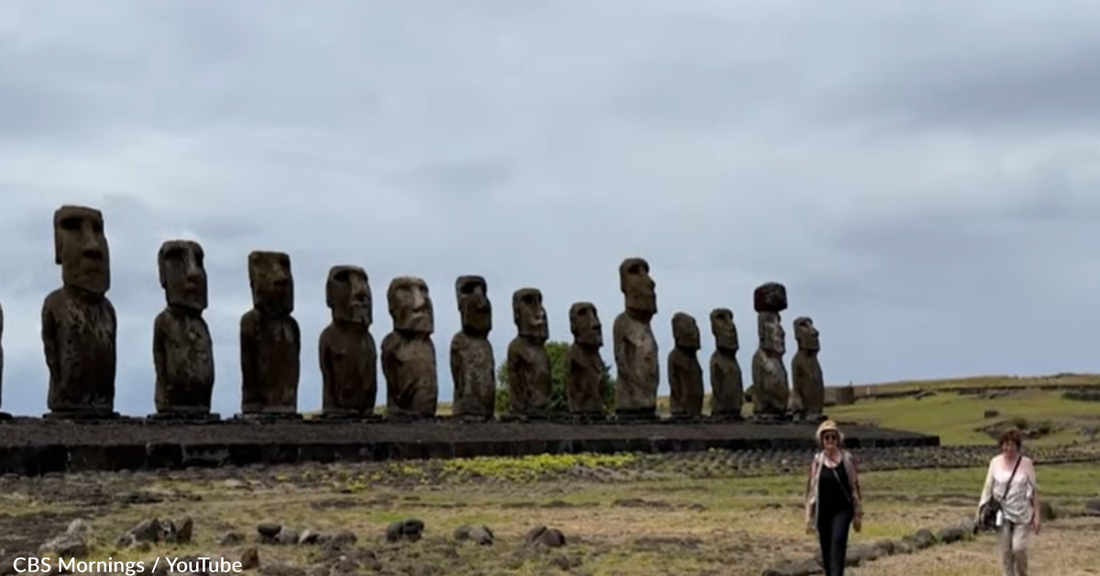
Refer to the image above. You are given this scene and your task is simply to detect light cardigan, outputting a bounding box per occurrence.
[978,454,1037,525]
[804,449,864,528]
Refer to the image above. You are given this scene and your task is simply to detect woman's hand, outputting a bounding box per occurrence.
[853,516,862,533]
[1031,516,1041,535]
[805,520,814,535]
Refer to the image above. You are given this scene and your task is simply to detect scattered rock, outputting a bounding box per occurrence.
[239,547,260,570]
[275,527,299,546]
[167,516,193,544]
[327,531,357,549]
[453,525,494,545]
[298,530,321,545]
[912,528,936,549]
[217,532,245,546]
[984,409,1000,419]
[1084,499,1100,516]
[39,520,93,559]
[385,519,424,543]
[257,523,282,538]
[525,526,566,548]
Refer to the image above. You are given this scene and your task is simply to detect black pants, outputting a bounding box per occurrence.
[817,506,854,576]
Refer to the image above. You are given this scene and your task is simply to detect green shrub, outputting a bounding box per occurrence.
[495,341,616,415]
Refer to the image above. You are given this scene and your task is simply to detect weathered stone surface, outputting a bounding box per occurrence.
[385,518,424,542]
[752,306,789,419]
[613,258,659,418]
[708,308,744,419]
[507,288,552,418]
[790,317,825,421]
[668,313,703,418]
[753,282,788,313]
[450,276,495,419]
[381,277,438,419]
[42,205,118,418]
[240,251,300,416]
[566,302,606,417]
[318,265,377,417]
[526,526,566,548]
[153,240,215,417]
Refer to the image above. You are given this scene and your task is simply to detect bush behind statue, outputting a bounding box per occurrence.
[495,341,616,415]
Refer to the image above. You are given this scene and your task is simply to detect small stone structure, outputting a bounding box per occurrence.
[239,251,301,419]
[668,312,704,419]
[506,288,552,419]
[318,265,378,419]
[613,258,659,420]
[152,240,216,419]
[449,276,496,420]
[791,316,825,421]
[42,205,118,419]
[381,277,438,419]
[566,302,606,418]
[708,308,744,419]
[751,282,790,420]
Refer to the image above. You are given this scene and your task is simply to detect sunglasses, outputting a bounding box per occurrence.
[822,434,839,441]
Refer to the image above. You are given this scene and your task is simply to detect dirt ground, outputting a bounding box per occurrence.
[1,452,1098,575]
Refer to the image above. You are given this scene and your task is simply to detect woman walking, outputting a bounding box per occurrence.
[977,429,1040,576]
[804,420,863,576]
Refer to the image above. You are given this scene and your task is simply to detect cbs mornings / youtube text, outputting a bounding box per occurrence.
[11,556,243,575]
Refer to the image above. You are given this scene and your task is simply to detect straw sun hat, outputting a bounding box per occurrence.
[816,420,844,444]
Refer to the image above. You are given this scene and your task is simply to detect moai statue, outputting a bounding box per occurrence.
[152,240,216,420]
[613,258,659,420]
[791,316,826,422]
[0,297,8,419]
[41,205,118,419]
[566,302,606,419]
[708,308,744,420]
[506,288,552,419]
[449,275,496,420]
[380,276,438,419]
[668,312,704,419]
[318,265,377,419]
[751,282,790,420]
[239,251,301,419]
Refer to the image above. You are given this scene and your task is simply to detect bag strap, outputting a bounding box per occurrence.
[999,456,1022,501]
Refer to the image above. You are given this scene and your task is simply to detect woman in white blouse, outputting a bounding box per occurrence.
[978,428,1041,576]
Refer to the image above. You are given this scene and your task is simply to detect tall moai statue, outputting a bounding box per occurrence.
[152,240,216,420]
[381,276,438,420]
[708,308,744,420]
[239,251,301,419]
[751,282,790,420]
[42,205,118,419]
[791,316,826,422]
[668,312,704,419]
[318,265,377,419]
[506,288,552,419]
[566,302,607,420]
[449,275,496,420]
[0,296,8,419]
[613,257,659,420]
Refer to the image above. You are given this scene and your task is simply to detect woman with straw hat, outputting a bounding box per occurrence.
[804,420,863,575]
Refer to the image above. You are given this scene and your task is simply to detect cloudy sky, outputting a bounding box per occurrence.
[2,1,1099,417]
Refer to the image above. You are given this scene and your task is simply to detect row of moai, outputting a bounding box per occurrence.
[0,205,826,423]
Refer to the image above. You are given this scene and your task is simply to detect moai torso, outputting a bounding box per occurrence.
[566,302,606,416]
[708,308,744,419]
[381,276,438,419]
[319,265,377,417]
[668,312,703,418]
[42,205,117,417]
[613,258,659,417]
[240,251,300,415]
[751,283,790,418]
[791,316,825,421]
[449,276,496,420]
[506,288,551,417]
[153,240,215,416]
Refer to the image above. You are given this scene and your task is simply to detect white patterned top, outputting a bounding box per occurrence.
[979,454,1037,525]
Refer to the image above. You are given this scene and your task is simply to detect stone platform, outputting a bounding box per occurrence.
[0,417,938,476]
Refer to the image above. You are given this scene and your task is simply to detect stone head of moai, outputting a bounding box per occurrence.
[158,240,207,312]
[54,205,110,295]
[710,308,739,352]
[513,288,548,342]
[672,312,700,351]
[455,275,491,335]
[388,276,433,334]
[569,302,602,348]
[758,312,786,355]
[620,257,656,319]
[327,265,371,326]
[248,251,294,316]
[794,316,820,352]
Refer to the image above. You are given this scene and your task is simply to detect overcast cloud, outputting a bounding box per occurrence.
[2,0,1100,416]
